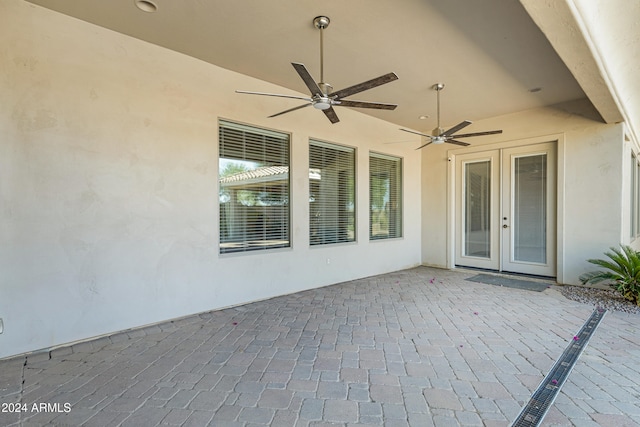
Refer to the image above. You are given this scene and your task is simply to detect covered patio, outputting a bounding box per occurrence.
[1,267,638,426]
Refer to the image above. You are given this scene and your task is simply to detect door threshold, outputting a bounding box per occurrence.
[455,265,556,282]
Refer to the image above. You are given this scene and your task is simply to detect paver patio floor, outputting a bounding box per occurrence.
[1,266,639,426]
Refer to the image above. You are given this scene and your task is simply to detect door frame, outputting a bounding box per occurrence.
[446,133,566,282]
[454,150,501,271]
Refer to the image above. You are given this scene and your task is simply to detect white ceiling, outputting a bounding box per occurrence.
[25,0,590,132]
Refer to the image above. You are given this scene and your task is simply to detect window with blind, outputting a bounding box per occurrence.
[632,153,637,238]
[218,120,290,254]
[309,140,356,246]
[369,152,402,240]
[633,153,640,239]
[636,158,640,237]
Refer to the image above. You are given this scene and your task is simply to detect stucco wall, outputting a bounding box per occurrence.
[0,1,421,359]
[571,0,640,145]
[421,98,624,285]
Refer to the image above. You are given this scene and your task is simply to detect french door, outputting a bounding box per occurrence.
[454,143,556,276]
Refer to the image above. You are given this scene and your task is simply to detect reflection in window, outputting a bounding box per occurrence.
[218,120,290,254]
[309,140,355,245]
[369,152,402,240]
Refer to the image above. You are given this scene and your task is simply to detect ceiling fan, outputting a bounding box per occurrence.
[399,83,502,149]
[236,16,399,124]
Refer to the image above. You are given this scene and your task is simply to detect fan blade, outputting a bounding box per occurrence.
[338,100,397,110]
[450,130,503,138]
[441,120,472,137]
[399,128,432,138]
[323,107,340,124]
[446,139,471,146]
[268,103,311,118]
[236,90,313,102]
[415,141,433,150]
[330,72,398,99]
[292,63,323,96]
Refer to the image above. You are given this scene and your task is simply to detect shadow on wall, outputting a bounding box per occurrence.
[549,98,605,123]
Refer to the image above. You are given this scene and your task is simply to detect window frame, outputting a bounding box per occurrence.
[309,139,357,246]
[632,153,637,238]
[369,151,403,240]
[636,158,640,237]
[218,119,291,254]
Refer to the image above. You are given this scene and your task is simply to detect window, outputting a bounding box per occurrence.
[633,153,640,239]
[636,158,640,236]
[632,153,637,238]
[218,120,290,253]
[309,140,356,245]
[369,152,402,239]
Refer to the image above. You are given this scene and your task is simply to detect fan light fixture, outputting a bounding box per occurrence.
[313,100,332,110]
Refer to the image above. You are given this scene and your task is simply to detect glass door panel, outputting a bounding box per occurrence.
[455,151,500,270]
[513,154,547,263]
[464,161,492,258]
[502,144,556,276]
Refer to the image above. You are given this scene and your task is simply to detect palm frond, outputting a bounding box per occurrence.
[586,258,626,276]
[579,270,619,285]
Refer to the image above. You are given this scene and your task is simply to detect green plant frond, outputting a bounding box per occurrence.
[605,246,626,261]
[606,247,635,273]
[622,245,640,271]
[622,245,638,260]
[607,246,625,257]
[587,258,628,275]
[626,251,640,276]
[579,270,620,285]
[595,246,640,278]
[588,255,622,267]
[620,246,640,269]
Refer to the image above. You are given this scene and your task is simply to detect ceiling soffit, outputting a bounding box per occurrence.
[24,0,590,132]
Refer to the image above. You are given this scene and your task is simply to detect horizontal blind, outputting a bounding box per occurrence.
[635,155,640,238]
[637,159,640,236]
[309,140,356,245]
[219,120,290,253]
[632,154,636,238]
[369,152,402,240]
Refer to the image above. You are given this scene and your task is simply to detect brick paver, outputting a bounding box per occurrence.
[1,267,639,426]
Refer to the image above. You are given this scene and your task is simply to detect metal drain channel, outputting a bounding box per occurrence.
[510,308,607,427]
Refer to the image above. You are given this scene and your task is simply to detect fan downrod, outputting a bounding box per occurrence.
[313,16,331,89]
[432,83,445,136]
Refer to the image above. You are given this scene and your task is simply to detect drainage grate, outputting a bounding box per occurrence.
[510,308,607,427]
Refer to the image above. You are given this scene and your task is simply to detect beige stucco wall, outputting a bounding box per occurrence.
[570,0,640,145]
[421,98,625,285]
[0,1,422,359]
